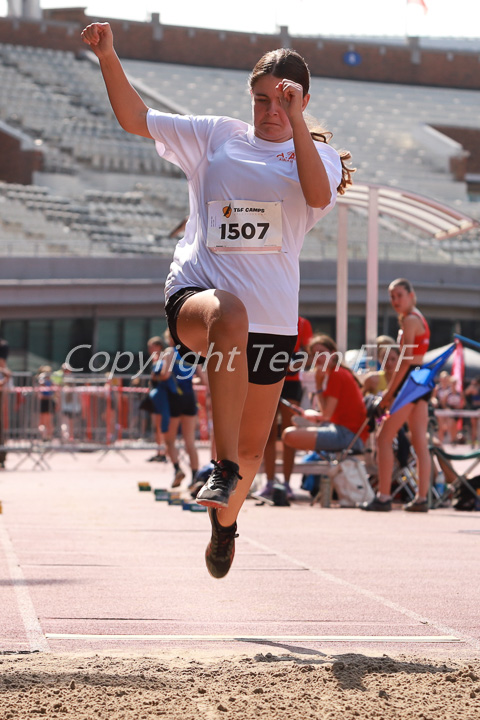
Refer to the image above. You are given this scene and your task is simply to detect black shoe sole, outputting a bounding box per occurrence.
[196,496,229,509]
[196,486,236,508]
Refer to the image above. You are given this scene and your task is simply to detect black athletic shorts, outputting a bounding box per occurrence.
[168,389,198,418]
[164,286,297,386]
[40,397,55,413]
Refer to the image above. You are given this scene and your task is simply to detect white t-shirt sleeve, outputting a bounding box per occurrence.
[146,110,245,178]
[146,109,216,177]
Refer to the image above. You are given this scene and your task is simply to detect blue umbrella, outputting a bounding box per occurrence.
[389,342,456,415]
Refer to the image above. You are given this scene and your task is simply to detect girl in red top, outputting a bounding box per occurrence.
[362,278,431,512]
[283,335,368,454]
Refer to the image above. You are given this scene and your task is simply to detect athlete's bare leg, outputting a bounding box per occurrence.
[164,416,181,465]
[175,289,249,467]
[178,414,199,472]
[407,400,431,499]
[217,380,284,527]
[279,401,298,485]
[263,403,280,481]
[263,400,299,485]
[376,403,412,497]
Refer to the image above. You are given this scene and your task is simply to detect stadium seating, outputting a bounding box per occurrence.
[0,42,478,259]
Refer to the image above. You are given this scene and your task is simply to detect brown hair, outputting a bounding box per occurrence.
[308,333,362,386]
[147,336,163,349]
[375,334,396,348]
[388,277,418,316]
[388,278,414,294]
[249,48,355,195]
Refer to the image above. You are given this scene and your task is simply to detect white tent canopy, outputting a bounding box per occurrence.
[424,344,480,380]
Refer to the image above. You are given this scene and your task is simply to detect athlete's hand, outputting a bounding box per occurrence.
[275,79,305,122]
[379,389,393,412]
[81,22,114,59]
[304,408,322,423]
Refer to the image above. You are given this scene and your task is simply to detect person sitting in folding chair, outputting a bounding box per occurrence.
[283,335,369,457]
[362,278,431,513]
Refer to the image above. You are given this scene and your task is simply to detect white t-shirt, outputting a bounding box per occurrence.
[147,110,342,335]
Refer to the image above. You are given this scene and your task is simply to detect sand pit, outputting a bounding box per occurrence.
[1,651,479,719]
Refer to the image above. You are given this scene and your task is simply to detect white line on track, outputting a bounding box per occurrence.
[243,536,480,651]
[0,519,50,653]
[45,633,460,642]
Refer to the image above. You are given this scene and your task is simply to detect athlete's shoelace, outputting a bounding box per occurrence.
[208,459,241,490]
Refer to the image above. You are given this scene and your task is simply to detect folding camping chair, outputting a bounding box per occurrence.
[429,444,480,509]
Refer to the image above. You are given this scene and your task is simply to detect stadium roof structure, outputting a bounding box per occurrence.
[335,182,479,352]
[338,183,477,240]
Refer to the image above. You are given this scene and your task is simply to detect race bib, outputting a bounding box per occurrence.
[206,200,283,253]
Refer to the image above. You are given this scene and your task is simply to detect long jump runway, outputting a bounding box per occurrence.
[1,449,479,660]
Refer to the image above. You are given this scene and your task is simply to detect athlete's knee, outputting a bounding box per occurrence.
[238,438,266,464]
[283,427,309,451]
[208,292,248,341]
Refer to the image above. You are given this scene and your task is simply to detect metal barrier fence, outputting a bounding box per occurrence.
[2,374,477,471]
[0,375,211,468]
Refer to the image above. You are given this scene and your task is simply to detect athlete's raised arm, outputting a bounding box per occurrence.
[276,79,332,209]
[81,22,152,139]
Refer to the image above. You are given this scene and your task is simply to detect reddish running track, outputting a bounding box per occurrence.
[0,446,479,660]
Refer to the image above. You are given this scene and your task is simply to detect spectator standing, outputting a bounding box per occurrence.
[445,375,465,444]
[465,376,480,447]
[59,363,82,441]
[431,370,452,444]
[163,330,203,488]
[432,371,465,445]
[36,365,56,441]
[142,336,171,463]
[361,278,431,512]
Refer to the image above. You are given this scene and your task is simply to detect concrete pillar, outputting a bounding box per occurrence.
[366,187,379,348]
[7,0,22,16]
[22,0,42,19]
[336,204,348,353]
[279,25,290,48]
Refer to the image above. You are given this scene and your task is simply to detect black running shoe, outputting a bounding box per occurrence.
[360,496,392,512]
[196,459,242,508]
[205,508,238,579]
[147,453,167,463]
[171,467,186,488]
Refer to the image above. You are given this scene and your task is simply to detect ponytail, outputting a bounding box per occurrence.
[308,125,355,195]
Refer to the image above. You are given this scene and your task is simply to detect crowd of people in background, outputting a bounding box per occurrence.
[1,291,478,497]
[1,297,479,479]
[1,303,478,495]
